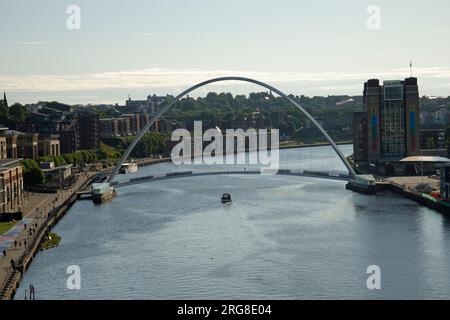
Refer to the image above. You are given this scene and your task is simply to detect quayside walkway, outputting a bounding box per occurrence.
[0,172,94,300]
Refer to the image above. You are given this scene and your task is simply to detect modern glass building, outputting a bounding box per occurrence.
[360,77,420,163]
[381,81,406,158]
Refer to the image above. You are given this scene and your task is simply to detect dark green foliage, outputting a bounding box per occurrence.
[101,132,167,159]
[161,92,358,142]
[122,132,167,158]
[0,102,28,125]
[96,143,121,160]
[21,159,45,186]
[38,150,97,166]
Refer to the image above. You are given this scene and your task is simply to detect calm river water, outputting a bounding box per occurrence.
[17,145,450,299]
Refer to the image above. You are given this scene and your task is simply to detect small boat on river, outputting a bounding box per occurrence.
[221,193,232,204]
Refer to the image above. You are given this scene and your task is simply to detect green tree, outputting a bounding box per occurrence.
[21,159,45,186]
[8,103,27,122]
[96,143,121,160]
[62,153,75,165]
[0,102,8,122]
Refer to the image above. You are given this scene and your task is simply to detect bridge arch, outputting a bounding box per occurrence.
[107,76,356,182]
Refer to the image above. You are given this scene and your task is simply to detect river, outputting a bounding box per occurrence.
[16,145,450,299]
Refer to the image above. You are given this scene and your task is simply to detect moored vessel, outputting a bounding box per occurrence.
[119,161,138,174]
[92,183,117,204]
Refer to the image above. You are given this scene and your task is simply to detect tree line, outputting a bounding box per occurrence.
[21,150,101,187]
[101,132,168,158]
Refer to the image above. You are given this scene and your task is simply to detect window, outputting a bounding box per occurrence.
[380,101,406,158]
[384,85,403,101]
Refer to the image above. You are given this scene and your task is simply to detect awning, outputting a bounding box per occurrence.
[400,156,450,163]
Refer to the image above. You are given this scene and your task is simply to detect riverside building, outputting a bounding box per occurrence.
[353,78,422,175]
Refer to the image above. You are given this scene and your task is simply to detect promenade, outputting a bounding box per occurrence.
[386,176,440,191]
[0,171,93,300]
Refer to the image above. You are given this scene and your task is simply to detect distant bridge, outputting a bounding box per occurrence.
[112,169,351,189]
[107,76,358,186]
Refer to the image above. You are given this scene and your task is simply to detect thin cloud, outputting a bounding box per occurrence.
[129,32,175,36]
[0,41,48,46]
[1,67,450,93]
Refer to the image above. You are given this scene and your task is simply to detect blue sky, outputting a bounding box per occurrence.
[1,0,450,104]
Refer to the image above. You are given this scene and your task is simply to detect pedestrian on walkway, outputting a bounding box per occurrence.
[24,223,27,229]
[2,250,6,257]
[14,240,17,248]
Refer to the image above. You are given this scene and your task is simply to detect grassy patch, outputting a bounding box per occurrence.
[0,221,18,235]
[41,232,62,250]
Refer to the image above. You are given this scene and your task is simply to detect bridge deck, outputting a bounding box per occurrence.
[112,169,351,188]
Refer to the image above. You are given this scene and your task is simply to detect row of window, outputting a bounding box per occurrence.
[380,101,406,157]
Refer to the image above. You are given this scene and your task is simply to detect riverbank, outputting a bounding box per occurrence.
[132,142,354,168]
[279,141,353,150]
[0,172,95,300]
[383,176,450,216]
[346,173,450,216]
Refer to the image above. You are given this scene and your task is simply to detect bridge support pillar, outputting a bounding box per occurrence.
[345,181,381,195]
[345,174,382,195]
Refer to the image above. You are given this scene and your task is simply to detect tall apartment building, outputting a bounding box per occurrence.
[117,117,131,136]
[352,112,368,162]
[357,77,420,163]
[76,112,100,150]
[123,114,140,134]
[138,114,159,132]
[100,117,131,137]
[99,118,119,138]
[59,128,79,154]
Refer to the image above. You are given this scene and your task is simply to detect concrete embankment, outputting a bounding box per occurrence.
[279,141,352,150]
[384,183,450,216]
[347,176,450,216]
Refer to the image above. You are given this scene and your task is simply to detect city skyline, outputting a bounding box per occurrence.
[1,0,450,104]
[2,0,450,305]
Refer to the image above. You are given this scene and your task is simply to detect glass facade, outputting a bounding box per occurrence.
[384,85,403,100]
[364,78,420,162]
[380,100,406,158]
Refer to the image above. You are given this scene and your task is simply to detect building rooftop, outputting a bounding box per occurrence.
[4,129,24,136]
[41,164,73,172]
[0,159,23,168]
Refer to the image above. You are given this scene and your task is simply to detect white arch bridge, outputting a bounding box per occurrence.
[106,77,371,190]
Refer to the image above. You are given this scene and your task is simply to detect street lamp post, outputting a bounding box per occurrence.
[421,150,424,185]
